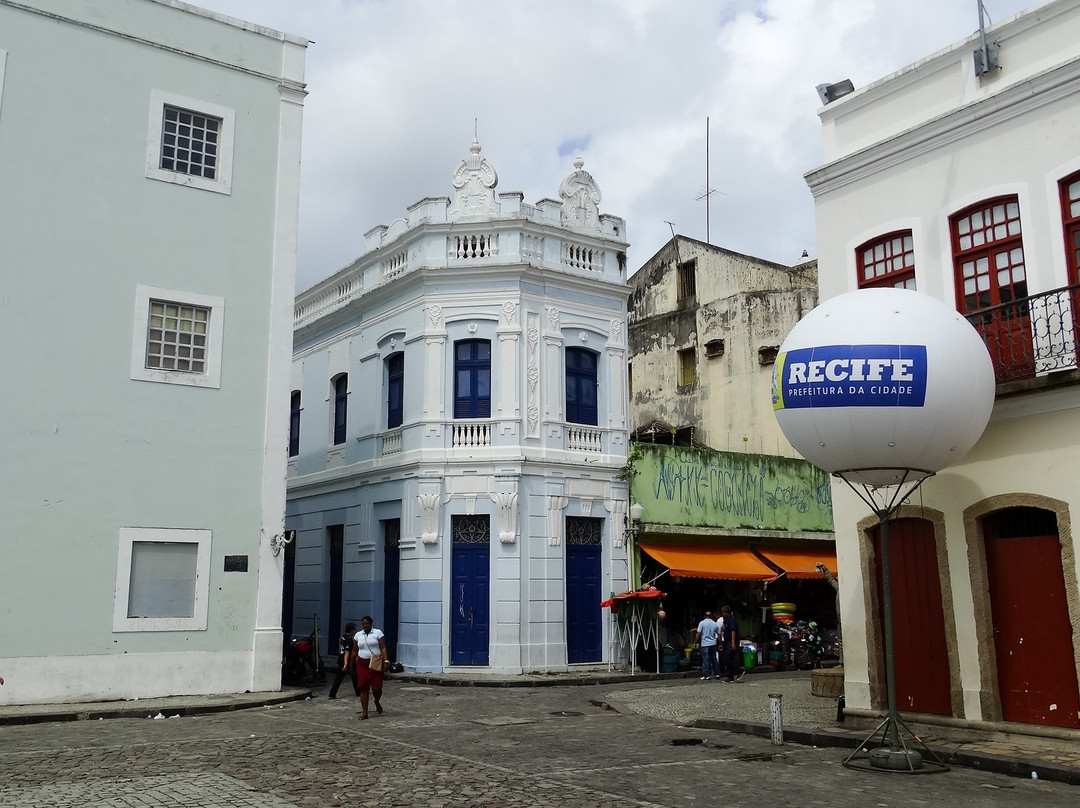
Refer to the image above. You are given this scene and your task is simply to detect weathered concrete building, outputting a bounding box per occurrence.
[625,237,834,652]
[629,237,817,454]
[806,0,1080,733]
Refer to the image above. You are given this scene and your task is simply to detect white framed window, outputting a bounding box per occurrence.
[113,527,212,632]
[145,90,235,194]
[130,285,224,388]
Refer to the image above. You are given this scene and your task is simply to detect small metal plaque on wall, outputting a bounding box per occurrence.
[224,555,248,572]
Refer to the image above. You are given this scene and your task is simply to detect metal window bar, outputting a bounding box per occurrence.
[161,105,221,179]
[146,300,208,373]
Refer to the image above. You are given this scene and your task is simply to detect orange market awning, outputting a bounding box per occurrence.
[755,547,837,579]
[639,543,777,581]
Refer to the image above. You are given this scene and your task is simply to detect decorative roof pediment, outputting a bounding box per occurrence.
[448,139,498,218]
[559,156,602,231]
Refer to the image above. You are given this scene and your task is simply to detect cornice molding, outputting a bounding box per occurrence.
[806,58,1080,198]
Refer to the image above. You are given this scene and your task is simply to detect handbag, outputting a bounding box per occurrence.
[368,654,385,672]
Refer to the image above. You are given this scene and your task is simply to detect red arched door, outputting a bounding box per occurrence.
[872,517,953,715]
[984,507,1080,728]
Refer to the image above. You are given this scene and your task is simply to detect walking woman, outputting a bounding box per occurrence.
[352,615,390,720]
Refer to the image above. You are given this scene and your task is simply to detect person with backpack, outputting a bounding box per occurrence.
[327,622,359,700]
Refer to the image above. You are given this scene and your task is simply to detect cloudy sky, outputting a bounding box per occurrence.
[192,0,1039,291]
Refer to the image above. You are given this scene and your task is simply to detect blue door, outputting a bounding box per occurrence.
[383,519,400,661]
[566,517,603,663]
[450,515,490,666]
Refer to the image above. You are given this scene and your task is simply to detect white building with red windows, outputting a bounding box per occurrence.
[805,0,1080,736]
[285,144,632,673]
[0,0,306,705]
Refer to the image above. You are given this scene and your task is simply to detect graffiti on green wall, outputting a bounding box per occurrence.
[629,444,833,533]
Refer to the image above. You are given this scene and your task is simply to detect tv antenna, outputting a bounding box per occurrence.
[695,116,724,244]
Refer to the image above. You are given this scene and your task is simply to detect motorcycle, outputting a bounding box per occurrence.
[282,617,327,685]
[771,619,824,670]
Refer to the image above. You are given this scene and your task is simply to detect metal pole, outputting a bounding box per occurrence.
[769,693,784,745]
[880,515,900,749]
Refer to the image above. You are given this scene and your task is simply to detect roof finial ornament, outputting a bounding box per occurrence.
[449,125,498,217]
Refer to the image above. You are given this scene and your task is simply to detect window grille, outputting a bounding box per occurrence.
[677,259,697,300]
[452,514,490,543]
[146,300,208,373]
[160,105,221,180]
[566,516,602,545]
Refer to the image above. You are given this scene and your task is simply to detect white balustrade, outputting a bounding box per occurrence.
[294,275,363,327]
[381,429,402,456]
[382,249,408,282]
[449,233,498,260]
[562,242,604,272]
[452,420,492,448]
[567,425,603,452]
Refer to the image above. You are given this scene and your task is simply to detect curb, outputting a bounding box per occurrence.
[391,671,698,688]
[0,689,313,726]
[690,718,1080,786]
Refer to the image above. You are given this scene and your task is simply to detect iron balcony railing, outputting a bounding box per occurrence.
[963,282,1080,384]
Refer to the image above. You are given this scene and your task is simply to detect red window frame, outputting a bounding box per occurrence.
[1060,171,1080,285]
[856,230,915,289]
[950,196,1027,315]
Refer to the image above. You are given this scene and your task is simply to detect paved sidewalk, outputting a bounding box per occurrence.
[2,669,1077,786]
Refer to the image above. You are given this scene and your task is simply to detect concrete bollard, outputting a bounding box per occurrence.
[769,693,784,746]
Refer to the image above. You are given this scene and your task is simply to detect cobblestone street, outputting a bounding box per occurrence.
[1,678,1076,807]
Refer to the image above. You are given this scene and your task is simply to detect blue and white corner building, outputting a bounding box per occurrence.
[286,143,632,673]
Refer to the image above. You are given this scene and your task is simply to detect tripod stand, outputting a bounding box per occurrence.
[836,469,949,774]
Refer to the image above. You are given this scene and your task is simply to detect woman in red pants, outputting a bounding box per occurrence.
[352,615,390,719]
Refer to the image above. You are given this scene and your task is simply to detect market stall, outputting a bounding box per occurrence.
[601,588,665,675]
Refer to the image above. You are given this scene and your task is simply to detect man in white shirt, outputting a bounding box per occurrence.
[695,611,719,680]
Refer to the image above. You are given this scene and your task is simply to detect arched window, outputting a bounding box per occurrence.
[856,230,915,289]
[1059,171,1080,285]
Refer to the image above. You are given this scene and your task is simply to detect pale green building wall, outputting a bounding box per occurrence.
[0,0,306,704]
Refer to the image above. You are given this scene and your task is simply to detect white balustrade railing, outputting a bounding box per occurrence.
[382,249,408,282]
[381,429,402,456]
[294,275,363,327]
[522,233,544,261]
[567,425,603,452]
[449,233,498,260]
[452,420,492,448]
[562,242,604,272]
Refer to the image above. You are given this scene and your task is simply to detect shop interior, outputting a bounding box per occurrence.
[636,547,840,673]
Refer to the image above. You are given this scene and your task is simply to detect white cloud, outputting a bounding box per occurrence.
[191,0,1041,289]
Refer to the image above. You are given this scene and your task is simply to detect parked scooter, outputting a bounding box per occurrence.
[282,616,327,685]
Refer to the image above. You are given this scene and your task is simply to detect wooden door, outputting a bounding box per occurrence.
[873,517,953,715]
[984,508,1080,728]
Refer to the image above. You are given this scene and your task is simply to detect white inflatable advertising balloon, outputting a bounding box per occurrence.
[772,289,995,487]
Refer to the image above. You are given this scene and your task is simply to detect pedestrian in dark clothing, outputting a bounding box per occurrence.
[328,622,359,699]
[719,605,742,682]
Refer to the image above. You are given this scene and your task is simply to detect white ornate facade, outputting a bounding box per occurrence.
[286,142,631,673]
